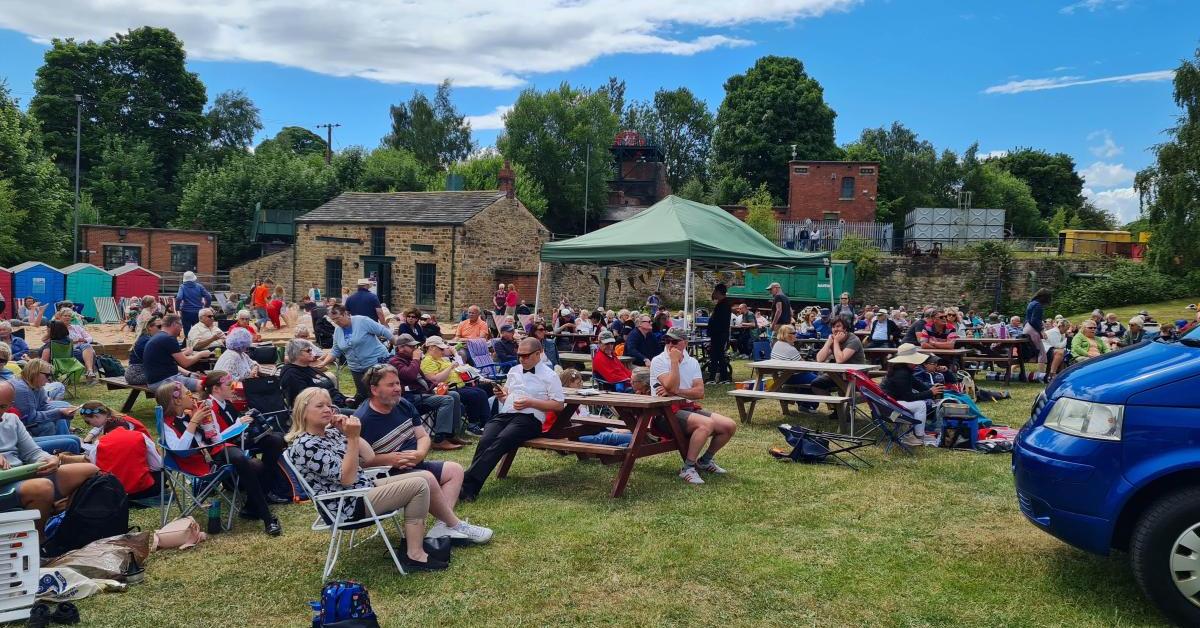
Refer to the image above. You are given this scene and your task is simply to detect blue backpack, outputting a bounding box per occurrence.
[310,580,379,628]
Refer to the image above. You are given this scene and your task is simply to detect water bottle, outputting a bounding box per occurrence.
[207,500,222,534]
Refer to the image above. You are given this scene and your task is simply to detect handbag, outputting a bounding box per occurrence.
[154,516,206,550]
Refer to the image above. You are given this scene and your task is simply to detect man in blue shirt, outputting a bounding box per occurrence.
[175,270,213,337]
[623,313,662,368]
[318,304,391,403]
[345,278,386,324]
[142,314,210,391]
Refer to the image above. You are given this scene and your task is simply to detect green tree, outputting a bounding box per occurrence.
[843,122,950,226]
[175,151,341,266]
[498,82,618,234]
[30,26,207,218]
[622,87,714,189]
[0,85,72,263]
[255,126,328,157]
[986,148,1085,219]
[740,184,778,242]
[712,56,838,202]
[447,154,548,217]
[357,147,427,193]
[967,161,1049,238]
[676,177,713,205]
[206,89,262,151]
[382,80,474,172]
[1135,46,1200,272]
[84,136,165,227]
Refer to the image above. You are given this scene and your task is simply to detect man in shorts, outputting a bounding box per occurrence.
[649,327,738,485]
[354,364,491,544]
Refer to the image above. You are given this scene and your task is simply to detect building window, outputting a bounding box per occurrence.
[169,244,198,272]
[415,263,436,306]
[102,245,141,269]
[793,166,809,175]
[410,244,434,253]
[859,166,876,175]
[840,176,855,200]
[325,259,342,297]
[370,228,386,256]
[823,211,841,222]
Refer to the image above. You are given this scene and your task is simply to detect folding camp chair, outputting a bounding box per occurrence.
[48,342,85,398]
[751,340,770,361]
[770,423,873,470]
[92,297,121,324]
[845,370,920,455]
[241,374,291,437]
[488,338,517,374]
[214,292,231,311]
[464,339,506,381]
[154,406,242,530]
[282,451,406,580]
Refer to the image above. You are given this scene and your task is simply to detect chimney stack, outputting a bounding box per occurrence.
[498,160,515,199]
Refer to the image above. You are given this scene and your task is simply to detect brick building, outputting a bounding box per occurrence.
[783,160,878,222]
[79,225,219,276]
[236,166,549,319]
[599,130,672,227]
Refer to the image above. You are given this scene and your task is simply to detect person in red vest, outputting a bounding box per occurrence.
[592,331,632,391]
[78,401,161,500]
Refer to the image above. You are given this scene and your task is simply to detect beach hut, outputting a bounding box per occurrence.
[61,263,113,319]
[0,267,11,319]
[109,264,161,301]
[11,262,65,307]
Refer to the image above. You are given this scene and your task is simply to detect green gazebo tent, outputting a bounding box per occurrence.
[537,195,829,317]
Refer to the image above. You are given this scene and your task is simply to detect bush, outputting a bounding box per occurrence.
[1048,261,1191,317]
[832,234,880,281]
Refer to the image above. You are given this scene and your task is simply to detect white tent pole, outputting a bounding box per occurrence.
[534,262,543,318]
[684,259,692,330]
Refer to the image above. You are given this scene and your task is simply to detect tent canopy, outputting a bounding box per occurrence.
[539,195,828,270]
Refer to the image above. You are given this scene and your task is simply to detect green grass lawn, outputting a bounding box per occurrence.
[65,362,1167,627]
[1065,297,1198,325]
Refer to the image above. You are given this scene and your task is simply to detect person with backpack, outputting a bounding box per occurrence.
[0,380,100,539]
[78,401,161,500]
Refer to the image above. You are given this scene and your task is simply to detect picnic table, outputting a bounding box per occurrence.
[732,359,872,434]
[495,388,688,498]
[954,337,1030,383]
[558,351,633,369]
[863,347,969,368]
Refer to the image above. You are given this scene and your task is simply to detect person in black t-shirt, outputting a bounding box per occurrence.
[767,282,792,331]
[143,314,210,391]
[706,284,733,384]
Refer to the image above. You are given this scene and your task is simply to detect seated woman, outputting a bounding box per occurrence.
[157,381,282,536]
[230,309,262,342]
[201,370,289,504]
[1070,320,1109,362]
[125,315,162,386]
[41,317,98,383]
[769,325,819,410]
[12,359,76,437]
[214,328,259,382]
[17,297,47,328]
[286,387,446,571]
[278,339,353,410]
[421,336,491,430]
[881,343,944,448]
[78,401,162,500]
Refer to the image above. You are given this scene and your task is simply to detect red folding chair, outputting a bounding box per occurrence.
[845,369,920,455]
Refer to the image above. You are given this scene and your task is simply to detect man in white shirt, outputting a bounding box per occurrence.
[650,327,738,485]
[460,337,565,501]
[185,308,225,350]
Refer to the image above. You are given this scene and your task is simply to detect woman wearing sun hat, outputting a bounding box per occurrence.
[881,343,944,447]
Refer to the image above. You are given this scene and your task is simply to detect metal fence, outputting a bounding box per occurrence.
[778,221,894,252]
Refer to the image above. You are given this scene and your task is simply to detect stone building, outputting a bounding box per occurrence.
[234,167,549,319]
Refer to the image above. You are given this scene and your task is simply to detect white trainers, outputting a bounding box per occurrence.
[426,520,468,540]
[697,459,727,474]
[452,520,494,544]
[678,466,705,484]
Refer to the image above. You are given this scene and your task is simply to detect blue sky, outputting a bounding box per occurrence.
[0,0,1196,223]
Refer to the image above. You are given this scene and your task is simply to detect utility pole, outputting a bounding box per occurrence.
[73,94,82,263]
[582,141,590,233]
[316,123,341,165]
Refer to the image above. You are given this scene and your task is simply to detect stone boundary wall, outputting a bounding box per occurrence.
[229,249,293,299]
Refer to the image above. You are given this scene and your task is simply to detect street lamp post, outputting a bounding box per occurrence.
[73,94,81,263]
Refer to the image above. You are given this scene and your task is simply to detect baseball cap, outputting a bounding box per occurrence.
[424,336,450,349]
[420,313,431,320]
[598,330,617,344]
[395,333,420,347]
[664,327,687,342]
[766,282,781,291]
[500,324,514,332]
[876,308,889,316]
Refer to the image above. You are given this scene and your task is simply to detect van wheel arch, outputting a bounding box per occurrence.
[1114,469,1200,552]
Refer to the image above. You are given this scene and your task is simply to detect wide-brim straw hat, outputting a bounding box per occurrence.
[889,342,928,365]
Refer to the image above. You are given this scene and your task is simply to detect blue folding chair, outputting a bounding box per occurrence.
[155,406,242,530]
[488,338,517,374]
[465,338,506,381]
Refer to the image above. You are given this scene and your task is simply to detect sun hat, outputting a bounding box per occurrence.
[357,278,371,286]
[876,308,889,316]
[424,336,450,349]
[182,271,197,282]
[888,343,929,365]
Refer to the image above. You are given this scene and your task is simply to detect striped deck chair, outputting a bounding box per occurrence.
[214,292,231,311]
[93,297,121,324]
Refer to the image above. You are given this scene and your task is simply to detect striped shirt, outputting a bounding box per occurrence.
[354,399,422,454]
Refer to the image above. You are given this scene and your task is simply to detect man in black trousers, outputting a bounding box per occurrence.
[706,284,733,385]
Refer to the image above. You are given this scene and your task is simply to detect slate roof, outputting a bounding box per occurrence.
[297,190,507,225]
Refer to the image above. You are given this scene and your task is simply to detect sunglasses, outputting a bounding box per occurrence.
[517,351,538,358]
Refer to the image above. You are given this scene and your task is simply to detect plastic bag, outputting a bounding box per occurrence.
[47,531,153,581]
[37,567,126,602]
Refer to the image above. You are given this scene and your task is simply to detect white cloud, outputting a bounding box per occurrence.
[1080,161,1135,187]
[1087,130,1123,158]
[465,105,513,131]
[1060,0,1131,14]
[1084,186,1141,223]
[0,1,861,89]
[983,69,1174,95]
[980,149,1009,160]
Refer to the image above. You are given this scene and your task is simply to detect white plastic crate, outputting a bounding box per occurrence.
[0,509,40,623]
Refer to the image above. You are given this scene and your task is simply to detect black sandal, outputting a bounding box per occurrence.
[50,602,80,625]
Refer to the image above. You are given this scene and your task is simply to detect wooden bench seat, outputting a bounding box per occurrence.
[729,389,850,424]
[101,376,153,413]
[572,415,628,429]
[521,437,628,464]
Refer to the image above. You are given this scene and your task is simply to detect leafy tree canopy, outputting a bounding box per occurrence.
[986,148,1085,219]
[256,126,327,157]
[621,87,714,190]
[382,80,474,172]
[446,154,548,217]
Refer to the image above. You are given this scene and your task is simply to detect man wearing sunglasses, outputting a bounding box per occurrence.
[917,309,958,351]
[460,338,563,502]
[623,314,662,368]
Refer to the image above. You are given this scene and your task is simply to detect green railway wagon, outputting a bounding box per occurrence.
[726,260,855,308]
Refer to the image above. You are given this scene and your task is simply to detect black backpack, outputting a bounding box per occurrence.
[42,473,130,557]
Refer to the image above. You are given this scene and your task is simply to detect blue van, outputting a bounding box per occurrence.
[1014,325,1200,625]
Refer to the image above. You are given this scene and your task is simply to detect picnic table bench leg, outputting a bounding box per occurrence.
[121,388,141,413]
[609,409,653,498]
[736,397,757,424]
[497,449,517,479]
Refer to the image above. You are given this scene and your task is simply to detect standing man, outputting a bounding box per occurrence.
[650,328,738,485]
[318,304,391,404]
[705,284,733,385]
[251,279,272,329]
[767,282,792,332]
[175,270,212,337]
[460,338,564,501]
[646,291,662,313]
[346,278,386,325]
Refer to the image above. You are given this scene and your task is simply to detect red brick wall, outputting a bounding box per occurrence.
[80,226,219,275]
[785,161,878,222]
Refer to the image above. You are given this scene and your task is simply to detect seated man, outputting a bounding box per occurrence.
[354,364,491,543]
[185,307,226,351]
[0,380,100,538]
[917,310,959,350]
[491,325,519,371]
[460,338,564,501]
[811,317,869,399]
[0,322,30,361]
[455,306,490,341]
[389,334,468,447]
[593,331,631,389]
[142,313,212,392]
[650,327,738,485]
